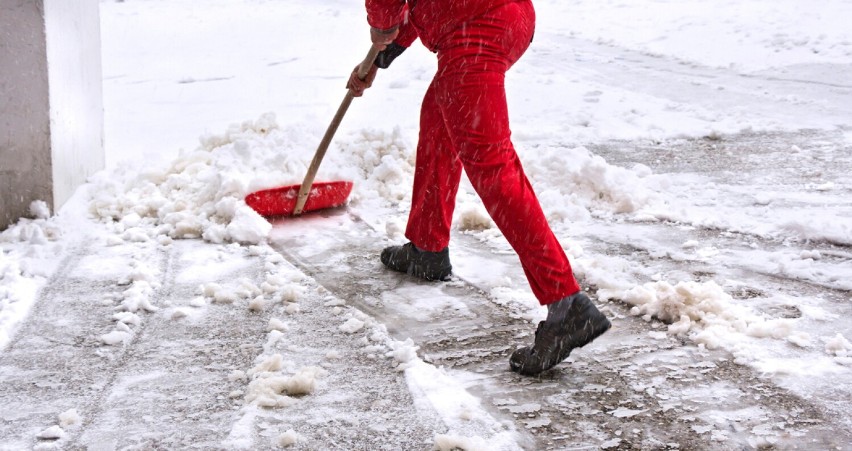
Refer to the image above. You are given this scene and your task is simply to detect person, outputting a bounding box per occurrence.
[347,0,611,376]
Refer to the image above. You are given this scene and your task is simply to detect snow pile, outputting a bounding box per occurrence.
[277,429,300,447]
[244,364,327,408]
[337,310,419,368]
[525,145,662,220]
[339,131,667,240]
[0,251,40,350]
[268,317,289,332]
[36,425,65,440]
[34,409,82,444]
[340,128,415,208]
[84,100,676,257]
[201,280,257,305]
[0,201,60,247]
[825,333,852,358]
[0,201,64,350]
[96,248,162,347]
[100,269,160,346]
[386,338,420,371]
[248,353,285,375]
[190,251,307,317]
[117,262,161,313]
[261,255,309,312]
[89,114,357,245]
[58,409,82,428]
[601,280,798,350]
[339,317,366,334]
[347,313,522,447]
[434,433,489,451]
[457,205,494,232]
[237,253,330,408]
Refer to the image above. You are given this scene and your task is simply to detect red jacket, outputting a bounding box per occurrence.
[366,0,521,52]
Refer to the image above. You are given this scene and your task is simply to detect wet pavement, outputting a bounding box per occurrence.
[1,130,850,450]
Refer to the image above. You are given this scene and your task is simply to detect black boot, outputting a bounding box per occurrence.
[509,292,611,376]
[380,242,452,281]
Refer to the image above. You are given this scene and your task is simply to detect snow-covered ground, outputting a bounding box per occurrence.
[2,0,851,449]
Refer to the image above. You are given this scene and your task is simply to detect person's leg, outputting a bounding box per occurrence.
[404,80,463,252]
[434,1,580,304]
[380,77,460,281]
[433,1,610,375]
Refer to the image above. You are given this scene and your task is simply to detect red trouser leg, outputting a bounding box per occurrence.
[405,80,463,251]
[405,1,581,304]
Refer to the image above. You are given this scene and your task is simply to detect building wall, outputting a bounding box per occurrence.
[44,0,105,211]
[0,0,53,229]
[0,0,104,230]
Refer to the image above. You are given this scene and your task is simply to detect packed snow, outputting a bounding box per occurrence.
[1,0,850,448]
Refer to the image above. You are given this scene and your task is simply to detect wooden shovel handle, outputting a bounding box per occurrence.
[292,45,382,216]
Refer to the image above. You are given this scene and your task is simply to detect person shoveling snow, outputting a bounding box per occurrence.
[348,0,611,375]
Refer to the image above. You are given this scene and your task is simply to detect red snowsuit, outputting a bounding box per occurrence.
[366,0,581,304]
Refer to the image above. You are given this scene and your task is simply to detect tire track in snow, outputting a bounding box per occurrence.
[0,238,171,448]
[74,239,269,448]
[0,238,272,448]
[0,232,457,449]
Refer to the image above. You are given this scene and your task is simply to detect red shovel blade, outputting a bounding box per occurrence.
[245,181,353,217]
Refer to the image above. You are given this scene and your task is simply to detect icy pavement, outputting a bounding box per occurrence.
[0,235,449,449]
[2,0,851,448]
[1,131,851,449]
[271,187,851,449]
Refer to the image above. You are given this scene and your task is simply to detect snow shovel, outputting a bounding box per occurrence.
[245,44,382,217]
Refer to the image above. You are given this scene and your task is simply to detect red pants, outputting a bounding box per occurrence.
[404,1,581,305]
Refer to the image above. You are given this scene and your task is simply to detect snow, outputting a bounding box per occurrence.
[99,330,132,346]
[36,425,65,440]
[548,0,852,72]
[405,360,520,448]
[276,429,299,447]
[434,433,489,451]
[339,317,366,334]
[244,366,326,407]
[825,333,852,357]
[58,409,82,429]
[1,0,851,448]
[268,318,288,333]
[602,280,797,342]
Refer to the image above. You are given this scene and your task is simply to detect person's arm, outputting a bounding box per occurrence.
[375,13,417,68]
[348,2,419,96]
[366,0,406,34]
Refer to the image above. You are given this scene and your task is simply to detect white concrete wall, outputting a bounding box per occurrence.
[0,0,104,230]
[44,0,105,211]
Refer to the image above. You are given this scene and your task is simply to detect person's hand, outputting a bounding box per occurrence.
[370,26,399,50]
[346,63,379,97]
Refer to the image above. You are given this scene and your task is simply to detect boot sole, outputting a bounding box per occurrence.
[380,248,452,281]
[406,262,452,281]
